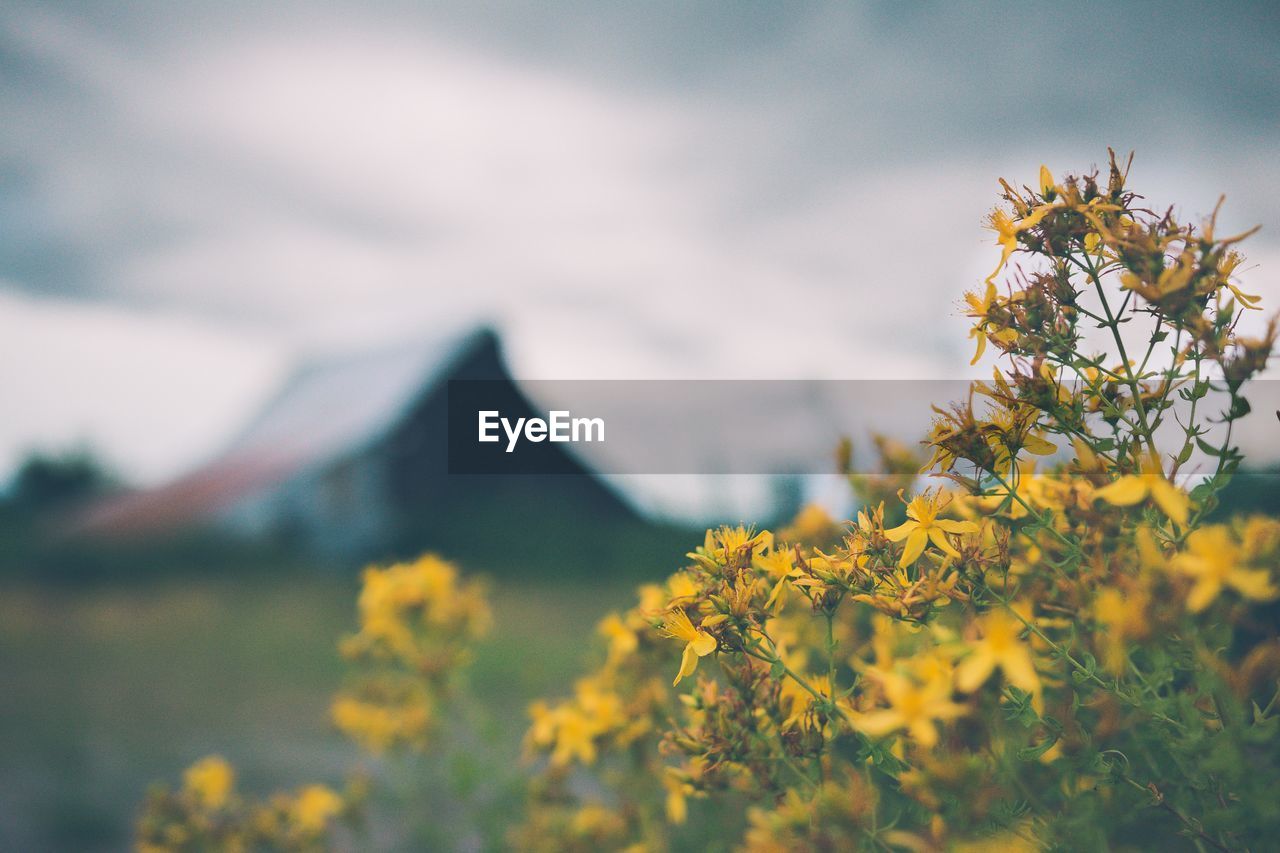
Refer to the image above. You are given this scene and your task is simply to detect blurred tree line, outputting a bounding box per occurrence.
[1,446,1275,582]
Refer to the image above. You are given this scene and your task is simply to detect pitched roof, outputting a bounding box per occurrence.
[75,327,500,535]
[228,328,497,468]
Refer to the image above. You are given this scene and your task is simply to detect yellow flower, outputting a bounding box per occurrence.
[1240,515,1280,560]
[687,525,773,572]
[570,804,627,841]
[663,766,699,824]
[289,785,343,834]
[755,548,796,614]
[851,671,967,749]
[551,707,599,765]
[985,203,1053,286]
[598,613,639,664]
[667,573,701,602]
[974,461,1066,519]
[331,691,433,754]
[527,676,628,766]
[779,673,834,731]
[884,492,980,567]
[955,609,1042,710]
[637,583,667,614]
[660,609,717,686]
[964,282,1020,364]
[1217,250,1262,309]
[182,755,234,811]
[1039,164,1057,197]
[1173,526,1278,612]
[779,502,837,543]
[1092,456,1191,525]
[1093,585,1150,676]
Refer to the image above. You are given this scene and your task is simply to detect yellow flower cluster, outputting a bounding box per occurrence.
[513,155,1280,850]
[140,154,1280,850]
[331,553,490,752]
[136,755,351,852]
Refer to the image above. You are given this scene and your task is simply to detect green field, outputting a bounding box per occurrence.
[0,572,639,850]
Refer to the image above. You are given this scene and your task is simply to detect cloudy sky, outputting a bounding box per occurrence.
[2,0,1278,486]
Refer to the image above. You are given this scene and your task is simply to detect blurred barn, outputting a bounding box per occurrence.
[75,329,636,563]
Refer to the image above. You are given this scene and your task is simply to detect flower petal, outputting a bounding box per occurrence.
[884,521,917,543]
[899,529,928,568]
[1150,479,1190,526]
[934,519,980,535]
[927,526,961,559]
[1093,476,1147,506]
[1226,568,1279,602]
[1186,578,1221,613]
[674,643,699,686]
[852,710,904,738]
[764,580,788,615]
[955,649,996,693]
[969,328,988,365]
[1022,434,1057,456]
[907,719,940,749]
[690,630,717,657]
[999,648,1041,698]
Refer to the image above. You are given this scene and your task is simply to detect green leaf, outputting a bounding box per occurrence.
[1195,436,1224,457]
[1017,735,1060,761]
[1227,396,1252,421]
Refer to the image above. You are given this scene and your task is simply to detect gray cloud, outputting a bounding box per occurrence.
[0,0,1277,485]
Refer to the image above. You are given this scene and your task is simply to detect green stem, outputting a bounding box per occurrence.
[745,643,826,705]
[825,611,838,701]
[1076,254,1161,459]
[986,589,1185,732]
[986,469,1081,561]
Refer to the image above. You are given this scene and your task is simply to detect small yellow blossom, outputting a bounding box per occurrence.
[1093,585,1150,675]
[568,803,626,840]
[660,609,717,686]
[663,765,698,824]
[552,711,600,765]
[1173,526,1278,612]
[851,671,967,749]
[885,492,980,567]
[688,525,774,573]
[755,548,797,614]
[1093,455,1191,525]
[1039,164,1057,197]
[779,502,838,543]
[331,691,433,754]
[955,609,1042,710]
[183,755,234,811]
[985,204,1053,286]
[964,282,1020,364]
[289,785,343,834]
[667,573,701,602]
[527,677,628,766]
[598,613,639,664]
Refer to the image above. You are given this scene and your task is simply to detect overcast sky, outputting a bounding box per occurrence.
[3,0,1278,486]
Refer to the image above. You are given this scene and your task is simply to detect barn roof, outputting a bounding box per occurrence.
[75,327,505,535]
[226,328,497,468]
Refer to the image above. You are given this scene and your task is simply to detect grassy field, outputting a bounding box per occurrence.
[0,570,640,851]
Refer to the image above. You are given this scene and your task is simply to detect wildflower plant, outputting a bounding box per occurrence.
[137,554,488,851]
[331,553,491,754]
[515,154,1280,850]
[139,154,1280,851]
[136,755,353,852]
